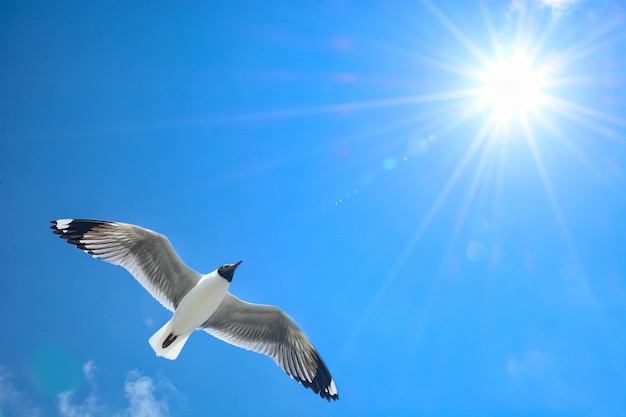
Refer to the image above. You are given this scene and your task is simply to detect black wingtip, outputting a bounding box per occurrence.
[51,219,110,237]
[50,219,63,235]
[300,354,339,401]
[50,219,115,255]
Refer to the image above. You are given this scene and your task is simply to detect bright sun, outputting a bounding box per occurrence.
[479,51,545,123]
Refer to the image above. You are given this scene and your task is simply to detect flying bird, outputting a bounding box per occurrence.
[50,219,338,401]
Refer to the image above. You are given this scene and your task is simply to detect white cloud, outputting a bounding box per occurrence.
[511,0,583,16]
[0,366,42,417]
[542,0,584,18]
[57,360,103,417]
[82,361,96,386]
[58,391,101,417]
[58,362,177,417]
[0,367,20,404]
[541,0,579,8]
[117,371,170,417]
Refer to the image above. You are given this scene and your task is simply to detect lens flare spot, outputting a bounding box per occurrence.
[467,241,488,262]
[383,157,397,170]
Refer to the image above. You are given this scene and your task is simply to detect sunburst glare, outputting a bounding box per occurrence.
[478,50,547,124]
[342,0,626,355]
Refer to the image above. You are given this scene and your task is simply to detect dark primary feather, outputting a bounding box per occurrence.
[202,293,339,401]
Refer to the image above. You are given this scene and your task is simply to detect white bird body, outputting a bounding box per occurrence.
[149,270,231,360]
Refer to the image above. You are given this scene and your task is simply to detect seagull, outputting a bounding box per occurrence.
[50,219,338,401]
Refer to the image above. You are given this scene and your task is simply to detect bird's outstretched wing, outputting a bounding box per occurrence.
[202,293,339,401]
[51,219,201,311]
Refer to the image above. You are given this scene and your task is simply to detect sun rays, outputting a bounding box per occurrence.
[388,0,626,252]
[341,0,626,354]
[415,0,625,252]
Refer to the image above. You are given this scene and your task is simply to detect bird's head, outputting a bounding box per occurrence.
[217,260,242,282]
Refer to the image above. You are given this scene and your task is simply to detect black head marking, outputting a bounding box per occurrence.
[217,260,242,282]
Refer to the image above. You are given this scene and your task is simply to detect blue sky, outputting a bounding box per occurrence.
[2,0,626,415]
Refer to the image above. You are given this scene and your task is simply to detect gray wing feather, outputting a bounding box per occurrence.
[51,219,201,311]
[201,293,338,401]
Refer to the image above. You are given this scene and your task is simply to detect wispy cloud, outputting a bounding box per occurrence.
[116,371,170,417]
[0,366,42,417]
[57,361,101,417]
[58,362,177,417]
[82,361,96,386]
[1,362,179,417]
[542,0,584,18]
[511,0,583,16]
[540,0,581,9]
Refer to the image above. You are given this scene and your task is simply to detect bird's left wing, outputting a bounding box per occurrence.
[202,293,339,401]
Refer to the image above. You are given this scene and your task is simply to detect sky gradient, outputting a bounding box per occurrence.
[2,1,626,416]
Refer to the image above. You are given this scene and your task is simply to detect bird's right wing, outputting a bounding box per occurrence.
[202,293,338,401]
[51,219,202,311]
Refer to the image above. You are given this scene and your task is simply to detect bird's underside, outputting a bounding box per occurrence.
[51,218,339,401]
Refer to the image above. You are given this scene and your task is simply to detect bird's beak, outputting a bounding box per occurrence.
[233,260,243,268]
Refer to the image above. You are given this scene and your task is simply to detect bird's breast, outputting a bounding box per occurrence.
[170,273,231,335]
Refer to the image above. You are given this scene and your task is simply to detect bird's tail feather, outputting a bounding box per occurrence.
[148,319,191,360]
